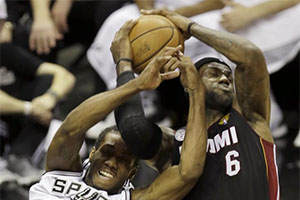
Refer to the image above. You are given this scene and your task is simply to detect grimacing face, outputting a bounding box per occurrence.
[86,131,137,194]
[200,62,234,113]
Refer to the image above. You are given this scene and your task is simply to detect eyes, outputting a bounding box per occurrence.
[205,68,233,82]
[99,145,134,167]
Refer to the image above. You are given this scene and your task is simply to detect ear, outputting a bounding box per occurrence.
[89,146,96,161]
[128,166,138,180]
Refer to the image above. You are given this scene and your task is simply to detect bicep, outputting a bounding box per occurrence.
[234,50,270,124]
[46,121,84,172]
[132,166,197,200]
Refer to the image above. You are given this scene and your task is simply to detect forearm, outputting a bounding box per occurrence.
[134,0,154,10]
[175,0,225,17]
[30,0,52,21]
[179,88,207,179]
[0,90,28,114]
[47,79,141,171]
[190,23,260,64]
[133,89,207,200]
[249,0,299,21]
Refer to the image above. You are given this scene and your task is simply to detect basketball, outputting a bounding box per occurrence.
[129,15,184,74]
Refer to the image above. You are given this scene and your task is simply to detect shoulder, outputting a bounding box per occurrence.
[232,103,274,144]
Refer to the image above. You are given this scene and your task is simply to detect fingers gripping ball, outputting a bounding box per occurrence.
[129,15,184,73]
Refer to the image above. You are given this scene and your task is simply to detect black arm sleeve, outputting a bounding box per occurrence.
[115,71,162,159]
[0,43,42,79]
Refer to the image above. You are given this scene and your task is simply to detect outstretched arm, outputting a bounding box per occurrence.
[46,20,181,172]
[142,9,271,140]
[189,20,270,124]
[132,56,207,200]
[111,18,181,169]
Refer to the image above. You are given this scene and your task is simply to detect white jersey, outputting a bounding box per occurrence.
[29,160,132,200]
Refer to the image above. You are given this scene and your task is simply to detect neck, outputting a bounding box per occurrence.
[205,107,228,127]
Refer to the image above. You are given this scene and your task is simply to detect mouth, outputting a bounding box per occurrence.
[216,83,231,92]
[98,170,115,179]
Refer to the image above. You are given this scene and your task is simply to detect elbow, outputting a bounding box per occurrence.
[64,70,76,90]
[119,117,162,159]
[179,163,204,182]
[246,43,264,61]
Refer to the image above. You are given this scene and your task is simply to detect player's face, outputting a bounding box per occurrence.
[201,62,234,112]
[88,132,137,194]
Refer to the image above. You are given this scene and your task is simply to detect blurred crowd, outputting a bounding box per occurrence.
[0,0,299,199]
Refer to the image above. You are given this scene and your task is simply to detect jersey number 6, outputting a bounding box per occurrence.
[225,150,241,176]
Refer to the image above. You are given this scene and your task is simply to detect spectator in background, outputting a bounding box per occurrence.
[2,0,133,121]
[0,42,75,186]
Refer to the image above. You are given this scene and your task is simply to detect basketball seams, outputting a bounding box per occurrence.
[130,15,184,73]
[130,26,174,43]
[132,27,175,68]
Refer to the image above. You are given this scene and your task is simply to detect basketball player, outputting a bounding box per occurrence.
[29,20,208,200]
[114,10,280,200]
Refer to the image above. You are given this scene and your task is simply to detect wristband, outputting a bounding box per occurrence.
[116,58,132,67]
[24,101,32,115]
[47,89,60,101]
[117,71,135,87]
[187,22,196,35]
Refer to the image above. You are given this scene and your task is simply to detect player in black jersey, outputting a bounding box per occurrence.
[115,9,280,200]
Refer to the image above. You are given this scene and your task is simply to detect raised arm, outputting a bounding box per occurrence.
[46,73,143,172]
[142,9,270,125]
[132,56,207,200]
[46,20,182,173]
[111,17,181,170]
[189,20,270,125]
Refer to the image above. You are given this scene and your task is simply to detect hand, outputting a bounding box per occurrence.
[136,45,183,91]
[29,17,63,55]
[110,19,137,64]
[0,21,13,43]
[140,8,193,39]
[51,0,73,34]
[177,56,200,92]
[32,93,57,111]
[220,1,255,32]
[31,102,53,125]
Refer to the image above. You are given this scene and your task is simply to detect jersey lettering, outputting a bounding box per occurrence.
[73,188,100,200]
[66,182,82,194]
[52,179,66,193]
[207,126,239,154]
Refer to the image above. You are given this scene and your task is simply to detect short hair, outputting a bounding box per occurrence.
[94,125,139,167]
[194,57,231,72]
[94,125,119,149]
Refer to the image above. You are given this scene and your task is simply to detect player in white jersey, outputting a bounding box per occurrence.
[30,155,132,199]
[30,19,208,200]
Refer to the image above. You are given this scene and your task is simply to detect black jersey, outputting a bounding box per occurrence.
[173,108,279,200]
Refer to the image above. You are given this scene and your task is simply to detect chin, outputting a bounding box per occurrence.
[206,91,232,113]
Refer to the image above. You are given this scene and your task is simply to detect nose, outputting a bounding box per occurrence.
[104,157,117,169]
[219,74,230,85]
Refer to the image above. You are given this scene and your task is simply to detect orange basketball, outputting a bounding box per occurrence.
[129,15,184,74]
